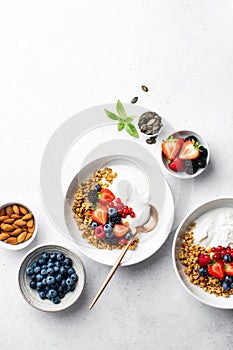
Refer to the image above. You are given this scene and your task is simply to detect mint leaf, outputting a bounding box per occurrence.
[116,100,126,117]
[104,109,119,120]
[124,123,139,138]
[118,121,124,131]
[124,117,134,123]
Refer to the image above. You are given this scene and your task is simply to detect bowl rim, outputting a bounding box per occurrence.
[0,201,38,250]
[18,242,86,312]
[161,129,210,179]
[172,196,233,309]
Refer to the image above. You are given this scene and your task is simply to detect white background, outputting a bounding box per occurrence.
[1,1,233,349]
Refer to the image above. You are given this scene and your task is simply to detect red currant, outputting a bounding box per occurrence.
[130,212,136,218]
[128,207,133,214]
[211,247,217,252]
[119,238,129,245]
[230,252,233,258]
[213,253,220,260]
[217,245,223,252]
[121,214,127,219]
[122,208,128,215]
[226,247,231,254]
[221,252,226,258]
[118,210,123,215]
[115,198,122,204]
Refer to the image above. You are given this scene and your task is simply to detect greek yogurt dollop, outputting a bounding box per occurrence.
[105,161,151,233]
[193,207,233,248]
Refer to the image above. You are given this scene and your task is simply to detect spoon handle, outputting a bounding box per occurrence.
[89,233,137,310]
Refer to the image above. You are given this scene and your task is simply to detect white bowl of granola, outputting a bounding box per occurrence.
[172,197,233,309]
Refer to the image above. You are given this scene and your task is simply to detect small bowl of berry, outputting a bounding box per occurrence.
[18,244,85,312]
[161,130,209,179]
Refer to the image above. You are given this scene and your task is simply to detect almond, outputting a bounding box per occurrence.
[5,237,19,245]
[27,219,34,228]
[3,218,15,224]
[0,233,10,240]
[1,224,14,232]
[12,224,20,229]
[14,219,27,226]
[0,215,10,222]
[13,205,20,215]
[6,206,13,216]
[0,208,6,216]
[17,232,27,243]
[25,233,32,241]
[19,206,28,215]
[11,214,22,219]
[28,225,35,233]
[10,228,22,237]
[22,213,32,221]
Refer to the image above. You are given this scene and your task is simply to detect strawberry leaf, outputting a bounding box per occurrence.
[116,100,126,117]
[104,109,119,120]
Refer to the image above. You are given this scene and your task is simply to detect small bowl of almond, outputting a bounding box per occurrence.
[0,203,38,250]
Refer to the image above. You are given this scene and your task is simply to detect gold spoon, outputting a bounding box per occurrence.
[89,205,158,310]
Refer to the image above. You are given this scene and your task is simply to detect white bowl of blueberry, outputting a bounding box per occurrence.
[161,130,209,179]
[18,244,85,312]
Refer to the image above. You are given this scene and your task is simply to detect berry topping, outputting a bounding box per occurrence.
[184,135,198,143]
[212,253,221,261]
[113,224,130,238]
[104,223,113,233]
[91,221,99,229]
[87,190,98,204]
[99,189,115,204]
[119,238,130,245]
[168,157,185,172]
[223,254,232,263]
[179,140,200,160]
[108,207,118,218]
[94,184,101,191]
[224,262,233,276]
[162,137,184,160]
[198,254,210,267]
[90,206,108,225]
[110,214,122,224]
[207,260,225,279]
[198,267,208,276]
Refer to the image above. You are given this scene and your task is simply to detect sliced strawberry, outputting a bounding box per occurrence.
[113,224,129,238]
[161,137,184,160]
[224,262,233,276]
[198,254,210,267]
[90,206,108,225]
[179,140,200,160]
[207,260,225,279]
[99,189,115,204]
[168,157,185,172]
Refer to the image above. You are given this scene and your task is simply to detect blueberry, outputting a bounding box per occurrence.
[41,265,47,270]
[46,276,55,285]
[184,135,198,143]
[42,278,47,286]
[52,296,61,304]
[57,253,65,261]
[36,274,43,282]
[47,267,54,275]
[67,267,75,275]
[222,281,230,291]
[60,266,67,275]
[230,283,233,289]
[94,184,101,191]
[50,253,57,261]
[63,258,72,267]
[66,277,75,286]
[39,291,46,300]
[30,280,37,289]
[26,266,34,276]
[109,222,114,228]
[108,208,118,218]
[36,282,43,291]
[30,274,36,281]
[125,232,133,240]
[54,266,60,273]
[55,274,62,282]
[38,257,46,266]
[32,261,39,268]
[34,266,41,274]
[41,268,47,276]
[70,273,78,282]
[58,292,65,299]
[223,254,232,263]
[91,221,99,229]
[67,285,75,292]
[47,262,54,268]
[225,275,233,284]
[44,285,50,292]
[41,251,49,261]
[106,230,114,238]
[104,224,113,233]
[198,267,208,276]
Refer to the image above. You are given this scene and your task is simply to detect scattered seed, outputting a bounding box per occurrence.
[131,97,138,104]
[141,85,149,92]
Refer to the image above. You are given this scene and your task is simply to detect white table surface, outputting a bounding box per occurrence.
[1,1,233,349]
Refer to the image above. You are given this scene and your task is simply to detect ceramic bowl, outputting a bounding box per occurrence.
[161,130,210,179]
[172,197,233,309]
[18,243,85,312]
[0,202,38,250]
